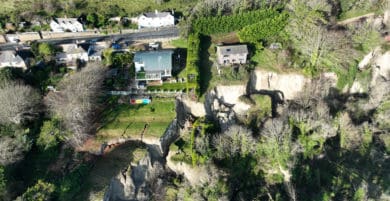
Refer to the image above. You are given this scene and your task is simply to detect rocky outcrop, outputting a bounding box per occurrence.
[104,152,167,201]
[178,96,206,118]
[159,119,180,157]
[204,85,250,131]
[249,70,311,100]
[166,151,209,185]
[372,51,390,82]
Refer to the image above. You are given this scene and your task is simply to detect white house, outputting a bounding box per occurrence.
[0,50,27,69]
[50,18,84,32]
[136,10,175,29]
[216,45,248,66]
[56,44,89,69]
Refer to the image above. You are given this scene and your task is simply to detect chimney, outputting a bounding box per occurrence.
[155,10,158,14]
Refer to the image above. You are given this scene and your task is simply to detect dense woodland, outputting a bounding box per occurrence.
[0,0,389,201]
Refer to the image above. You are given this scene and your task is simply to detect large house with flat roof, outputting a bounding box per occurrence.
[134,50,173,85]
[216,44,248,66]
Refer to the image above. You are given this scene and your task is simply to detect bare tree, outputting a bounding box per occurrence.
[45,64,107,148]
[0,135,31,166]
[286,0,358,73]
[212,125,254,159]
[0,81,40,125]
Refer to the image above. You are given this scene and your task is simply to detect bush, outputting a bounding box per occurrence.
[193,9,281,35]
[21,180,55,201]
[238,12,289,44]
[37,119,65,150]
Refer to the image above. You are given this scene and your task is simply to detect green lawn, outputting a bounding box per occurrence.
[147,82,197,91]
[97,98,176,141]
[169,38,188,48]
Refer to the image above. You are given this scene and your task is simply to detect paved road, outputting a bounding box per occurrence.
[0,27,179,50]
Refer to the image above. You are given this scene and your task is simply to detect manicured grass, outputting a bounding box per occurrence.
[147,82,197,91]
[169,38,188,48]
[97,98,176,141]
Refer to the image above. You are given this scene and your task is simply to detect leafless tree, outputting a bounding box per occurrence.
[0,135,31,166]
[286,0,358,71]
[0,81,40,125]
[213,125,254,159]
[45,64,107,148]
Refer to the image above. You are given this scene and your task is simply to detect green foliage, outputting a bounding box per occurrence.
[334,64,358,90]
[37,43,57,61]
[353,187,365,201]
[112,52,133,69]
[238,12,289,44]
[102,48,114,66]
[21,180,55,201]
[147,82,197,92]
[180,33,200,93]
[193,9,281,35]
[37,119,65,150]
[350,23,381,53]
[170,38,188,48]
[0,68,13,85]
[57,164,91,201]
[0,166,6,198]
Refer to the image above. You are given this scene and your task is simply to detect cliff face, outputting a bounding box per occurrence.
[104,152,167,201]
[249,70,311,100]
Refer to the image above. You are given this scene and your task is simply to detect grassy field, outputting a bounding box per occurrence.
[169,38,188,48]
[97,98,176,141]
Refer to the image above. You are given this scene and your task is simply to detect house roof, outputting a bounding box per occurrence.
[134,50,173,71]
[88,45,104,57]
[54,18,81,25]
[0,50,25,64]
[217,45,248,55]
[143,11,172,18]
[60,44,87,54]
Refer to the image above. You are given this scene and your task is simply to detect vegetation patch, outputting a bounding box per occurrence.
[97,98,176,140]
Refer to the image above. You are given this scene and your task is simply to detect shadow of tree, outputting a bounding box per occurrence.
[292,133,389,200]
[198,35,213,97]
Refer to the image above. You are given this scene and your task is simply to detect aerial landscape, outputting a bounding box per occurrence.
[0,0,388,200]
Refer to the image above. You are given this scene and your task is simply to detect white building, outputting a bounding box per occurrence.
[56,44,89,69]
[0,50,27,69]
[136,10,175,29]
[50,18,84,32]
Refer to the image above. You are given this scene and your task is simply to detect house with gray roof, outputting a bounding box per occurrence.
[134,50,173,85]
[0,50,27,69]
[216,44,248,66]
[56,43,89,69]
